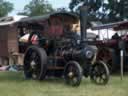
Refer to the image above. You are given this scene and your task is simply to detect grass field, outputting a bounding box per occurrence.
[0,72,127,96]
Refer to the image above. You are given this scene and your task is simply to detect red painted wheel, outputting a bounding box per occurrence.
[97,48,114,73]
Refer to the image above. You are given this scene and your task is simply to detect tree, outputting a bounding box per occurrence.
[69,0,128,23]
[0,0,13,17]
[18,0,54,16]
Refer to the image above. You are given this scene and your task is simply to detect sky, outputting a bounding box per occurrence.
[7,0,71,16]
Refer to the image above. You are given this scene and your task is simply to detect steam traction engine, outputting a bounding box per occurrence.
[22,7,109,86]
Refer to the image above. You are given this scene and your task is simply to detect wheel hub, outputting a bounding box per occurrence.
[31,61,36,69]
[68,72,74,78]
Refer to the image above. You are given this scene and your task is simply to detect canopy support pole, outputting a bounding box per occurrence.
[120,50,124,80]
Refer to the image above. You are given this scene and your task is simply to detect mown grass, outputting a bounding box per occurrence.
[0,72,127,96]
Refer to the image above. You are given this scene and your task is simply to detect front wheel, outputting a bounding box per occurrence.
[64,61,83,86]
[90,60,110,85]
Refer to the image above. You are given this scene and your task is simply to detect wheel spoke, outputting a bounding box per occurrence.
[25,50,41,79]
[70,77,77,85]
[91,61,109,85]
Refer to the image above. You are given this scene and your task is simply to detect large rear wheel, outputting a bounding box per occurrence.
[24,46,47,80]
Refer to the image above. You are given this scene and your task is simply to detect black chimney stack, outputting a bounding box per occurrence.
[80,6,88,41]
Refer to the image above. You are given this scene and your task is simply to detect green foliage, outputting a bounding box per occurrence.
[0,0,13,17]
[69,0,128,23]
[18,0,54,16]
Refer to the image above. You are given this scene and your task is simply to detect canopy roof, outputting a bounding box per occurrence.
[91,20,128,31]
[19,12,79,24]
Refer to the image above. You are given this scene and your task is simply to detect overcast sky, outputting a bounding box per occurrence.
[7,0,71,16]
